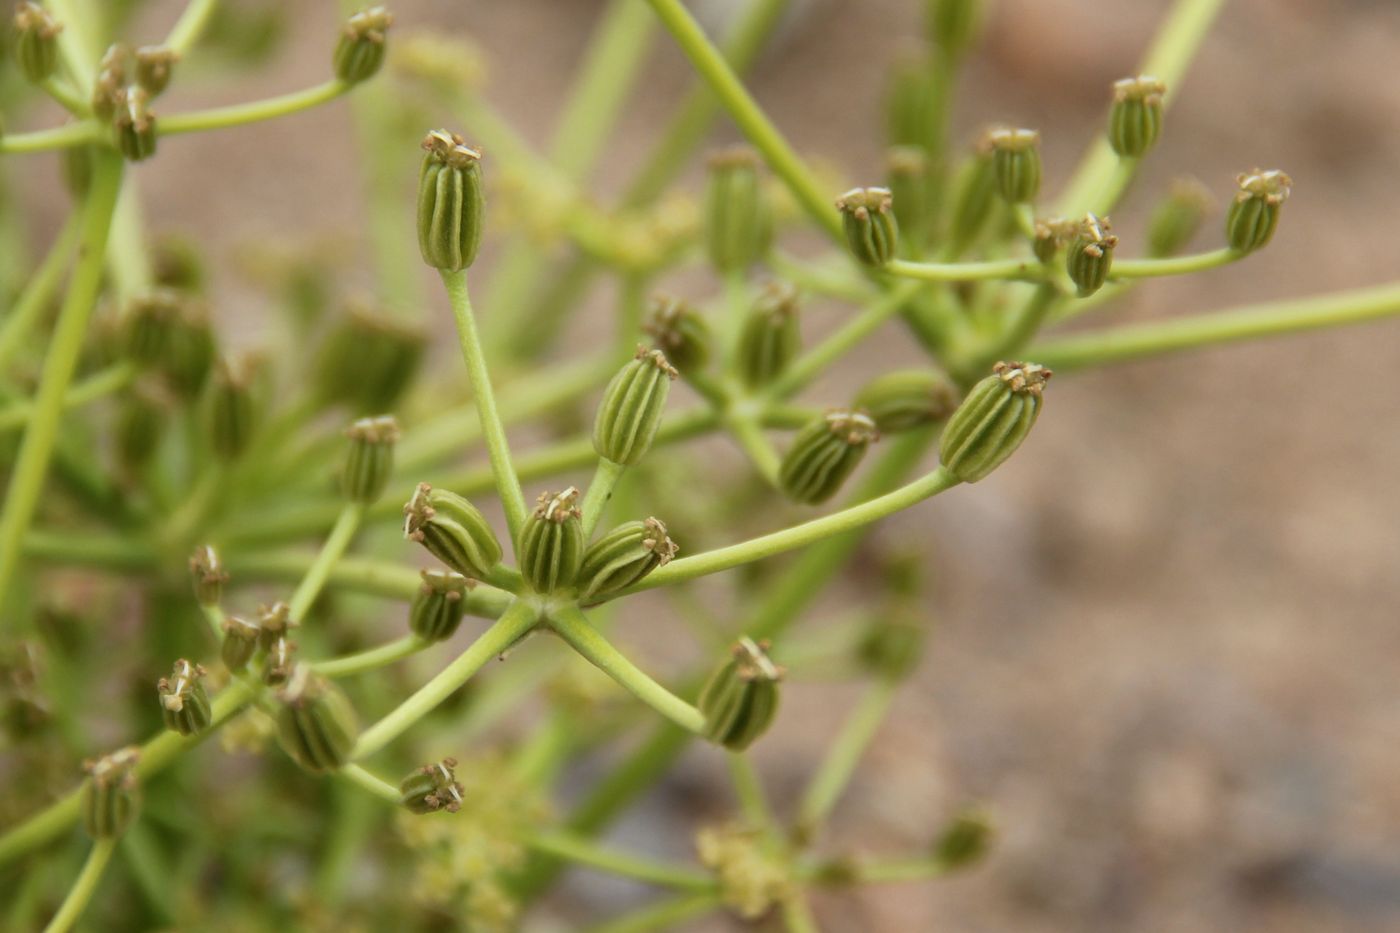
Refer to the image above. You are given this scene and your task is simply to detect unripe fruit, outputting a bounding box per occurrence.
[939,361,1050,483]
[341,415,399,504]
[578,517,678,605]
[1146,176,1213,258]
[275,665,359,773]
[518,488,585,594]
[703,147,773,272]
[417,129,484,271]
[1108,75,1166,157]
[403,483,503,580]
[698,638,783,752]
[113,87,158,163]
[157,659,211,736]
[933,808,994,871]
[221,615,260,672]
[988,127,1041,204]
[887,147,935,250]
[1065,213,1117,297]
[82,747,141,839]
[135,45,179,96]
[778,409,880,505]
[409,569,472,643]
[204,356,259,460]
[947,134,999,254]
[400,758,464,814]
[643,295,711,374]
[853,369,959,433]
[1225,169,1292,253]
[334,7,392,85]
[885,54,938,152]
[835,187,899,266]
[188,544,228,608]
[314,305,425,412]
[592,347,677,466]
[13,2,62,84]
[736,282,800,390]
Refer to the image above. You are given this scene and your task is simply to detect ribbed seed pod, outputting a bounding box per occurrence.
[114,377,171,476]
[779,409,880,505]
[578,517,679,604]
[1146,177,1213,258]
[134,45,179,96]
[400,758,464,814]
[835,187,899,266]
[334,7,392,84]
[698,638,783,752]
[933,809,994,870]
[947,135,999,254]
[1226,169,1292,253]
[593,347,678,466]
[341,415,399,504]
[157,659,211,736]
[642,295,711,374]
[417,129,484,271]
[275,665,358,773]
[113,87,158,162]
[256,601,294,651]
[939,361,1050,483]
[854,369,959,433]
[164,306,216,399]
[988,127,1041,204]
[409,569,472,643]
[927,0,982,59]
[403,483,503,579]
[204,357,259,459]
[1108,75,1166,157]
[518,488,585,594]
[704,147,772,272]
[1031,217,1076,265]
[314,305,425,412]
[884,54,938,152]
[91,45,127,122]
[122,288,183,368]
[13,2,62,83]
[1065,213,1118,297]
[189,544,228,608]
[81,747,140,839]
[736,282,800,390]
[887,147,935,250]
[220,615,260,671]
[857,611,927,681]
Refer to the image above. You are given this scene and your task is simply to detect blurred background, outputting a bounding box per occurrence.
[7,0,1400,930]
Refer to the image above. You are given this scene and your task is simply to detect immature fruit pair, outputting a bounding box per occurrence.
[404,483,503,581]
[275,664,359,773]
[778,408,880,505]
[939,361,1051,483]
[699,638,783,752]
[156,659,211,736]
[703,147,773,272]
[342,415,399,504]
[593,347,678,466]
[333,7,392,85]
[82,747,141,839]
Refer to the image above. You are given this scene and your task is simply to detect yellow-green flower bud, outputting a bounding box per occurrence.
[189,544,227,608]
[204,356,259,460]
[939,361,1050,483]
[400,758,464,814]
[314,305,425,412]
[409,569,472,643]
[643,294,711,374]
[135,45,179,96]
[927,0,982,60]
[1226,169,1292,253]
[885,54,939,152]
[81,747,140,839]
[947,134,999,255]
[157,659,211,736]
[334,7,392,85]
[403,483,503,580]
[578,517,678,605]
[736,282,801,390]
[275,664,358,773]
[113,87,158,163]
[593,346,677,466]
[91,45,127,122]
[887,147,935,250]
[1065,213,1117,297]
[519,488,585,594]
[836,187,899,266]
[699,638,783,752]
[1146,176,1213,258]
[417,129,484,272]
[341,415,399,504]
[1108,75,1166,158]
[857,611,926,681]
[779,409,880,505]
[13,2,62,84]
[988,127,1041,204]
[704,147,773,272]
[853,369,959,433]
[933,808,994,870]
[220,615,259,671]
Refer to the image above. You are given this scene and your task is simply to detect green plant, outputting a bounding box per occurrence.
[0,0,1396,929]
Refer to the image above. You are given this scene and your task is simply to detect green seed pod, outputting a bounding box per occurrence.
[518,488,585,594]
[275,665,358,774]
[220,615,259,672]
[778,408,880,505]
[988,127,1041,204]
[703,147,773,272]
[409,569,472,643]
[1146,176,1213,258]
[642,294,711,374]
[946,134,999,255]
[256,601,294,651]
[334,7,392,85]
[417,129,484,272]
[853,369,959,433]
[1226,169,1292,254]
[1065,213,1118,297]
[884,54,939,152]
[939,361,1051,483]
[403,483,503,580]
[122,288,183,368]
[13,2,62,83]
[157,659,211,736]
[341,415,399,504]
[204,357,259,460]
[835,187,899,267]
[400,757,464,814]
[113,87,158,163]
[927,0,982,60]
[736,282,801,390]
[188,544,228,608]
[593,347,678,466]
[114,377,172,476]
[91,45,128,122]
[1031,217,1076,265]
[164,305,217,399]
[578,517,679,605]
[81,747,140,839]
[886,147,935,251]
[1108,75,1166,158]
[857,611,927,681]
[932,808,994,870]
[263,636,297,687]
[314,305,425,412]
[698,638,783,752]
[134,45,179,96]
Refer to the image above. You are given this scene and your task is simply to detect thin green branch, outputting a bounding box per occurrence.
[338,764,401,805]
[795,677,900,841]
[728,753,779,838]
[0,363,135,433]
[885,257,1045,284]
[41,836,117,933]
[586,891,721,933]
[529,830,715,891]
[312,636,428,679]
[0,209,82,369]
[160,80,351,135]
[1110,247,1240,279]
[165,0,222,55]
[286,503,365,623]
[581,458,627,539]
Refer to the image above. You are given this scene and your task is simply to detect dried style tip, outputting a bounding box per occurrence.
[1032,217,1077,264]
[1226,169,1292,253]
[778,408,880,505]
[135,45,179,96]
[988,127,1042,204]
[91,44,128,122]
[256,601,295,650]
[593,346,678,466]
[519,488,585,594]
[13,2,62,84]
[400,757,465,814]
[835,186,899,266]
[263,636,298,686]
[113,86,158,162]
[698,638,784,751]
[189,544,228,608]
[1065,213,1118,297]
[82,746,141,839]
[703,146,773,272]
[854,369,959,433]
[1147,176,1213,258]
[205,356,259,459]
[933,808,994,870]
[342,415,400,504]
[275,664,359,773]
[736,282,801,390]
[157,659,211,736]
[403,483,503,580]
[1108,75,1166,157]
[939,361,1050,483]
[334,7,393,84]
[643,295,712,374]
[409,569,473,643]
[417,129,484,271]
[578,517,679,604]
[221,615,260,671]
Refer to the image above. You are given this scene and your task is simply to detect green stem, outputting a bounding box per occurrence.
[728,753,778,838]
[232,553,516,616]
[581,458,627,539]
[885,257,1045,283]
[440,269,530,541]
[165,0,222,55]
[0,363,134,432]
[1110,247,1241,279]
[972,281,1060,372]
[0,209,82,369]
[39,76,88,117]
[727,412,782,486]
[549,607,705,734]
[795,677,899,841]
[767,281,920,398]
[586,891,721,933]
[160,80,350,135]
[529,830,715,891]
[286,503,364,623]
[313,636,427,679]
[105,178,153,302]
[0,151,121,619]
[338,764,401,805]
[41,836,117,933]
[780,891,823,933]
